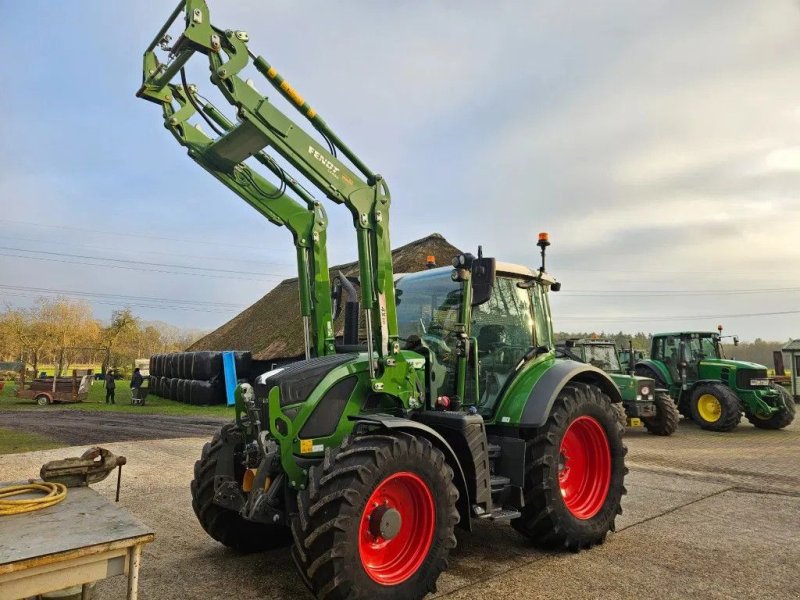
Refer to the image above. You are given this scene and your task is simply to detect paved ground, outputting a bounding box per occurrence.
[0,417,798,599]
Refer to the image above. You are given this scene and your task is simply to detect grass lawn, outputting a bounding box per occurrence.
[0,380,234,418]
[0,427,63,454]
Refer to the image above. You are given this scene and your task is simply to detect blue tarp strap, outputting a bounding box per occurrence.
[222,351,237,406]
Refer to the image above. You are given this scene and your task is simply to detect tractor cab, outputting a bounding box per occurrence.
[651,332,722,382]
[395,259,556,415]
[558,338,624,373]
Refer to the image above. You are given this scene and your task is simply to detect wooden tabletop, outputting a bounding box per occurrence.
[0,483,154,573]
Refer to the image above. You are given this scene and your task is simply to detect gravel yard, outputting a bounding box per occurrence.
[1,415,798,599]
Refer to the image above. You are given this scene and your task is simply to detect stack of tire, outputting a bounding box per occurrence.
[148,351,252,406]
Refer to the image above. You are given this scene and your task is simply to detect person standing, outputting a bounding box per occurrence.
[130,368,144,401]
[105,369,116,404]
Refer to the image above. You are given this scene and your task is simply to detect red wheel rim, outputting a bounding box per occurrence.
[558,416,611,519]
[358,471,435,585]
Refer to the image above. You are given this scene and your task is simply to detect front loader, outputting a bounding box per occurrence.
[137,3,628,598]
[635,329,795,432]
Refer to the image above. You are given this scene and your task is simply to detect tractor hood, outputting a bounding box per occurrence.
[700,358,768,371]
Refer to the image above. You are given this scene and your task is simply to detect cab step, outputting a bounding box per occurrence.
[475,507,521,521]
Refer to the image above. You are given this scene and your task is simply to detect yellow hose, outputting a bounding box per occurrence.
[0,482,67,516]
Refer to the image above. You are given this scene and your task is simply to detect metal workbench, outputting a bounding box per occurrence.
[0,484,154,600]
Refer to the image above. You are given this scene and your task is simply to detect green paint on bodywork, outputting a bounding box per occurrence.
[488,352,556,425]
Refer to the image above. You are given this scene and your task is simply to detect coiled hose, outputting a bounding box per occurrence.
[0,482,67,516]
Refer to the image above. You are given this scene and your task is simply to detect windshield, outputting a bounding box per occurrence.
[686,333,721,362]
[584,344,622,372]
[396,270,462,341]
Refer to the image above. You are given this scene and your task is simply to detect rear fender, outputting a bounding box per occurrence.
[636,359,672,386]
[494,358,622,428]
[350,414,472,531]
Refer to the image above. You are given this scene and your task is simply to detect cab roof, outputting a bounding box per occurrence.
[396,262,558,285]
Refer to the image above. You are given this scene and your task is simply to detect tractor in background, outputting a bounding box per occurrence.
[557,338,678,436]
[137,2,628,598]
[635,328,795,431]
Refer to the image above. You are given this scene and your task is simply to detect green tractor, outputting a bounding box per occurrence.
[138,3,627,598]
[635,330,795,432]
[557,338,678,436]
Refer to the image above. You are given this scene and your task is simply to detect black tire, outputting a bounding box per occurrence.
[292,432,459,600]
[35,394,49,406]
[643,391,679,436]
[612,403,627,433]
[746,384,795,430]
[689,383,741,432]
[511,382,627,551]
[190,423,291,552]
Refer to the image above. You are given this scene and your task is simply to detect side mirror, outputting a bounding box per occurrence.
[733,336,739,346]
[471,257,496,306]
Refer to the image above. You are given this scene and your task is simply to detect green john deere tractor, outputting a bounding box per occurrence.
[557,338,679,436]
[635,331,795,432]
[138,3,627,598]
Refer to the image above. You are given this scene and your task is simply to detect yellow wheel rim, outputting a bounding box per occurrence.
[697,394,722,422]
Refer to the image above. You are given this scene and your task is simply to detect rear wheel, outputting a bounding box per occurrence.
[35,394,49,406]
[511,382,627,550]
[689,384,741,432]
[190,423,291,552]
[745,384,795,430]
[292,432,458,600]
[643,392,679,436]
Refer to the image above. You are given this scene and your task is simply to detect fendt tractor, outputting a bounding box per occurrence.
[557,338,679,436]
[635,328,795,432]
[137,3,628,598]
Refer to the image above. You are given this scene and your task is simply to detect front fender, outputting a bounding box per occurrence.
[493,358,622,428]
[350,414,472,531]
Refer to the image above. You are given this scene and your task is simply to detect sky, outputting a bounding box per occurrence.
[1,0,800,342]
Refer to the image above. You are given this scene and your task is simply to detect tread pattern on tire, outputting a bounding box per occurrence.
[643,391,679,436]
[190,423,291,552]
[292,432,459,600]
[689,383,741,432]
[511,381,627,551]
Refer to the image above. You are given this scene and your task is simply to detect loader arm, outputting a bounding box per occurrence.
[138,1,413,399]
[161,84,335,359]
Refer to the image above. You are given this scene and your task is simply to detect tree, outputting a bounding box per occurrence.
[101,308,140,372]
[38,298,100,375]
[3,304,51,377]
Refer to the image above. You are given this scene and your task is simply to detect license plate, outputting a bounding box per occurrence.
[628,418,642,427]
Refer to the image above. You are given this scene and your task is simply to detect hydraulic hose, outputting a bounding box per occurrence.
[0,482,67,516]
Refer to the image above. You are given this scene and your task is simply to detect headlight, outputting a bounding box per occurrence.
[750,378,769,387]
[640,386,650,396]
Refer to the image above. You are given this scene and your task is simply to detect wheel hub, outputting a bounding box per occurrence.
[368,504,402,540]
[697,393,722,422]
[558,416,612,520]
[358,472,435,585]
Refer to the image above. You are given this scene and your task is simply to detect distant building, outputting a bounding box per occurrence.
[189,233,461,368]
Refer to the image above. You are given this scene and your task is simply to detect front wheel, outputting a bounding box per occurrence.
[190,423,291,552]
[35,394,50,406]
[746,384,795,430]
[292,432,459,600]
[643,392,679,436]
[511,382,627,551]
